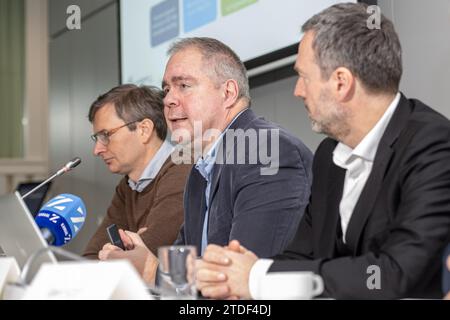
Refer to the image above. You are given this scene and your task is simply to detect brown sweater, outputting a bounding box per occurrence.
[83,157,192,258]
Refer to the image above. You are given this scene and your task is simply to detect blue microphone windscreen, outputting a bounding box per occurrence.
[35,194,87,246]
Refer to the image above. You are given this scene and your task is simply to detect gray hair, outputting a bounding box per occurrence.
[168,37,251,103]
[302,2,402,94]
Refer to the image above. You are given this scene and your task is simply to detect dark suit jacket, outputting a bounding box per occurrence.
[443,244,450,295]
[270,94,450,299]
[175,109,313,258]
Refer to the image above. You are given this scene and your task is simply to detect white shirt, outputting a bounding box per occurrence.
[248,93,401,299]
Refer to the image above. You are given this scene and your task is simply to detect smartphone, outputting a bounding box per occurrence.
[106,224,125,250]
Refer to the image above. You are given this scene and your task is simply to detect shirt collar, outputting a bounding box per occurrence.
[195,108,248,180]
[128,139,175,192]
[333,92,401,167]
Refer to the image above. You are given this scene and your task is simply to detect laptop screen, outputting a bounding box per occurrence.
[0,192,57,282]
[16,181,52,217]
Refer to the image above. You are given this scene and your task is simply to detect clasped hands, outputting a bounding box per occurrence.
[196,240,258,299]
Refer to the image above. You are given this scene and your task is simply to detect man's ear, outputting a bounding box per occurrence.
[138,119,155,143]
[331,67,355,102]
[222,79,239,109]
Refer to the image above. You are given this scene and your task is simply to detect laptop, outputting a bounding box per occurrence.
[0,192,57,283]
[16,181,52,217]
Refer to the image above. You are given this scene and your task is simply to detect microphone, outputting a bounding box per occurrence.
[34,194,87,246]
[21,157,82,200]
[55,157,81,176]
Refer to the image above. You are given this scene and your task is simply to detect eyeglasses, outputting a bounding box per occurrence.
[91,121,138,145]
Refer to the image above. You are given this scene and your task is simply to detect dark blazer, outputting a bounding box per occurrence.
[175,109,313,258]
[443,244,450,295]
[270,94,450,299]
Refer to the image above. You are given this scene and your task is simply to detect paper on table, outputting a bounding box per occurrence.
[23,260,153,300]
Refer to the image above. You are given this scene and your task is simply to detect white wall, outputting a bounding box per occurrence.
[379,0,450,119]
[250,77,324,152]
[49,0,120,254]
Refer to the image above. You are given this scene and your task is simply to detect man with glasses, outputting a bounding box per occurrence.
[83,84,191,259]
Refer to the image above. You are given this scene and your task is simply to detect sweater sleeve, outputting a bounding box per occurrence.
[82,178,129,259]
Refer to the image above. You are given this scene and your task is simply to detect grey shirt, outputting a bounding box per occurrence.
[128,139,175,192]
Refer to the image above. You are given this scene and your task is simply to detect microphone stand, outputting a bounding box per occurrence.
[21,157,81,200]
[19,246,86,286]
[21,172,61,200]
[2,247,86,299]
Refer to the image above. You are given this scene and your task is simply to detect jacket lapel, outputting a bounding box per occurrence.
[184,167,207,251]
[208,109,255,208]
[318,157,346,257]
[208,164,223,209]
[345,94,413,253]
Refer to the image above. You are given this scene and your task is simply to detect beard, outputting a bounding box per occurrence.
[309,89,350,141]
